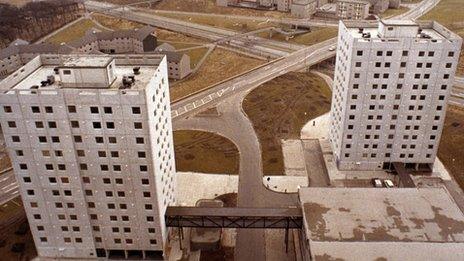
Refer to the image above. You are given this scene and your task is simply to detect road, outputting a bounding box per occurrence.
[171,38,337,119]
[151,9,338,28]
[0,169,18,205]
[85,0,306,58]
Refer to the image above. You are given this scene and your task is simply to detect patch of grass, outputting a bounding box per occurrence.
[174,130,239,174]
[152,0,288,18]
[258,27,338,46]
[170,48,265,101]
[186,47,210,68]
[91,13,142,30]
[379,6,410,18]
[157,13,279,32]
[0,0,30,6]
[47,19,105,44]
[438,106,464,190]
[420,0,464,75]
[243,72,332,175]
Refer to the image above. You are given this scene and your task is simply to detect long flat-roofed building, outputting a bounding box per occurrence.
[298,187,464,261]
[330,20,462,171]
[0,54,176,259]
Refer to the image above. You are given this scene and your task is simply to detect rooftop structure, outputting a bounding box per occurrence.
[329,20,462,171]
[299,187,464,261]
[0,54,176,259]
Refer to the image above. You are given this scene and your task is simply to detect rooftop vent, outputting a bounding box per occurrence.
[122,75,135,88]
[358,28,364,34]
[30,85,39,90]
[362,32,371,39]
[47,75,55,85]
[420,33,431,39]
[41,81,48,87]
[53,67,59,75]
[133,67,141,75]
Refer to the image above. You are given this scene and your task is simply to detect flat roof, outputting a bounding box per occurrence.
[380,19,418,26]
[58,56,113,68]
[300,187,464,243]
[342,20,462,41]
[12,65,156,90]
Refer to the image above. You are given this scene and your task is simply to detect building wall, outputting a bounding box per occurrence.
[0,58,176,258]
[291,2,318,18]
[329,22,462,171]
[336,1,370,20]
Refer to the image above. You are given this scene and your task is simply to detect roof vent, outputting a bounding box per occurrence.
[30,85,39,89]
[133,67,141,75]
[358,28,364,34]
[122,75,135,88]
[53,67,59,75]
[41,81,48,87]
[47,75,55,85]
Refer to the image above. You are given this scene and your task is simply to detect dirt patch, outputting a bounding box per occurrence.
[243,72,332,175]
[438,105,464,190]
[170,48,265,101]
[174,130,239,174]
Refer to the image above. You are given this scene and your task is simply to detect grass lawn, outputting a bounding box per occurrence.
[420,0,464,75]
[438,106,464,189]
[46,19,105,44]
[243,72,332,175]
[91,13,143,30]
[379,6,410,18]
[157,13,279,32]
[170,48,265,101]
[260,27,339,46]
[174,130,239,174]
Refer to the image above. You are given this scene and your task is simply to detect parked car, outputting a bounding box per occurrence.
[372,178,383,188]
[384,179,394,188]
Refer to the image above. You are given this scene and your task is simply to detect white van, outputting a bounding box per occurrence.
[384,179,394,188]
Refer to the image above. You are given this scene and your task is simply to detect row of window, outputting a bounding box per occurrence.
[356,50,455,58]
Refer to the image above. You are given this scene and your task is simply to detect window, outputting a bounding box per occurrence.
[35,121,44,128]
[355,62,361,67]
[357,50,363,56]
[12,136,20,143]
[111,151,119,158]
[428,51,434,57]
[419,51,425,57]
[45,106,53,113]
[136,137,144,144]
[132,107,141,114]
[3,106,12,113]
[7,121,16,128]
[77,150,85,157]
[140,165,148,172]
[113,165,121,172]
[90,107,99,114]
[51,136,60,143]
[134,122,142,129]
[68,105,76,113]
[109,137,117,144]
[31,106,40,113]
[39,137,48,143]
[106,122,115,129]
[20,164,28,170]
[98,151,106,157]
[80,164,88,170]
[448,51,454,57]
[400,62,406,68]
[104,107,113,114]
[138,151,146,158]
[95,137,104,143]
[63,70,71,75]
[386,51,392,56]
[93,122,102,129]
[71,121,79,128]
[48,121,57,128]
[376,51,383,56]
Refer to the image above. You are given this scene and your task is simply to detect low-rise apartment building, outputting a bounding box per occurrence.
[336,0,370,20]
[0,26,191,81]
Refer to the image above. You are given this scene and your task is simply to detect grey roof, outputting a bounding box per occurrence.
[8,39,30,47]
[0,43,74,60]
[155,43,176,52]
[155,50,186,63]
[68,26,155,47]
